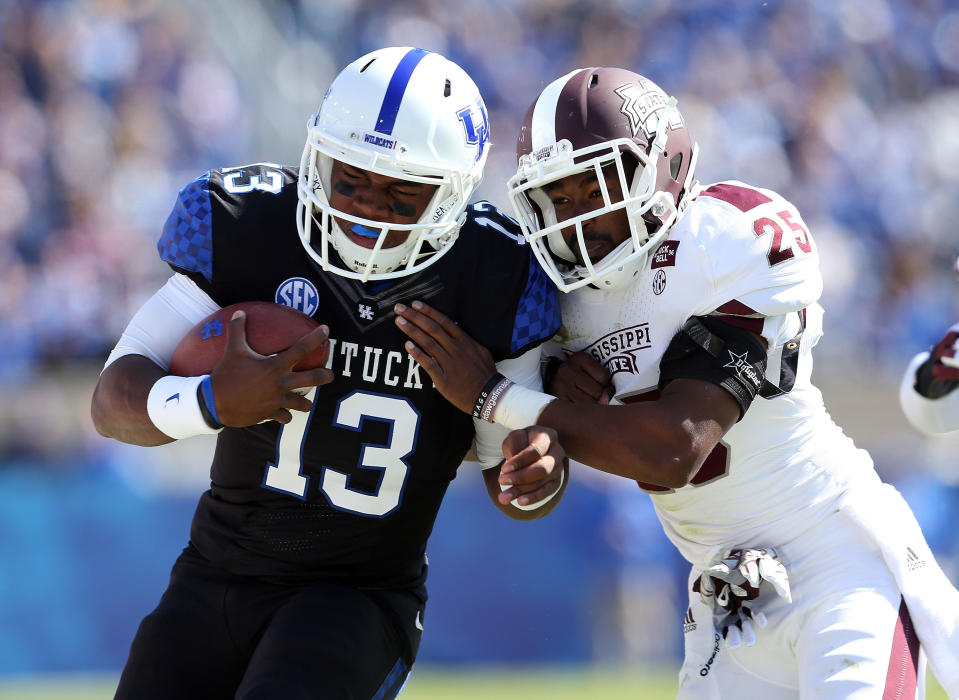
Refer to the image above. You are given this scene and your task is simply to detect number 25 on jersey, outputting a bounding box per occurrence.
[754,208,812,266]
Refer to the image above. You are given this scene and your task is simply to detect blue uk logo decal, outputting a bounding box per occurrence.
[457,100,490,162]
[200,318,224,340]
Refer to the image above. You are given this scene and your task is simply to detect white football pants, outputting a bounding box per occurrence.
[678,507,926,699]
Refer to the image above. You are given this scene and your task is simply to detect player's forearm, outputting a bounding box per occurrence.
[537,400,706,488]
[91,355,175,446]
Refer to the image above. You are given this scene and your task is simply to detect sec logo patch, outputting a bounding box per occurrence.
[275,277,319,316]
[652,269,667,295]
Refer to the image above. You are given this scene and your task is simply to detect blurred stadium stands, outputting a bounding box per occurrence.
[1,0,958,680]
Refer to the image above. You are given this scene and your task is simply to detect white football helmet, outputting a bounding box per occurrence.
[507,68,698,292]
[297,47,491,281]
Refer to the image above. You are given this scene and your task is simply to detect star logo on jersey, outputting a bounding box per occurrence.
[358,303,374,321]
[723,350,761,390]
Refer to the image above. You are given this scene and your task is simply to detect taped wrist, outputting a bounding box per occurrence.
[471,372,555,431]
[492,384,555,431]
[147,375,223,440]
[658,316,767,420]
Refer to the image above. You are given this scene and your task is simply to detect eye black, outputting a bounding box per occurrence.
[333,180,356,197]
[390,201,417,217]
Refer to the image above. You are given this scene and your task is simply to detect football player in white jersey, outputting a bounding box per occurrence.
[900,257,959,436]
[394,68,959,698]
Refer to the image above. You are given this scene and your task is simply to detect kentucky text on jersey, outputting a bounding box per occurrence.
[326,338,425,389]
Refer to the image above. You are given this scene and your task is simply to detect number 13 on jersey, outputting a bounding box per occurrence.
[263,389,419,517]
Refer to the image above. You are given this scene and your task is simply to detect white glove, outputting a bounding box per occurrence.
[694,547,792,648]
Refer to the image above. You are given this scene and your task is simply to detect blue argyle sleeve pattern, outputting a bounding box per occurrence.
[511,252,561,354]
[158,172,214,282]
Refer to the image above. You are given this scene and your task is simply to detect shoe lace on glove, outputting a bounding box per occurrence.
[693,547,792,649]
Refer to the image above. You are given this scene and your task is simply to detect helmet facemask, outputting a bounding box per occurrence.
[508,135,682,293]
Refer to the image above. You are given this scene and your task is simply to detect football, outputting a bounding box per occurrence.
[169,301,329,377]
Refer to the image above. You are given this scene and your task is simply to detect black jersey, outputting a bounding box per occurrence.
[157,163,560,589]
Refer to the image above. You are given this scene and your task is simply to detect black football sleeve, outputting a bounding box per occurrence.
[658,316,767,420]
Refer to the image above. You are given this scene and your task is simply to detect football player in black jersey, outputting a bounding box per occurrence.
[91,47,567,700]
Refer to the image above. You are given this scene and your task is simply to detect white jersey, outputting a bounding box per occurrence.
[549,181,875,568]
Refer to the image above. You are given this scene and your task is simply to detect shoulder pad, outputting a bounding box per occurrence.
[686,181,822,316]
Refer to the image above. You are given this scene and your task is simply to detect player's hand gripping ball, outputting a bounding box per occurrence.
[170,301,329,376]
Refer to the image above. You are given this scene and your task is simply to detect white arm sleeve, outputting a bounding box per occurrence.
[474,346,543,470]
[899,351,959,436]
[102,273,220,372]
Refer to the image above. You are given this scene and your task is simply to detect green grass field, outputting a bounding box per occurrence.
[0,667,948,699]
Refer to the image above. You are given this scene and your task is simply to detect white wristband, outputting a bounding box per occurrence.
[147,375,222,440]
[491,383,555,431]
[506,464,565,511]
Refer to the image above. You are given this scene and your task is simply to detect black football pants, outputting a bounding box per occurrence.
[114,545,423,700]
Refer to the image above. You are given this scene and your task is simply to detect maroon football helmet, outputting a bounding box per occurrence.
[507,68,698,291]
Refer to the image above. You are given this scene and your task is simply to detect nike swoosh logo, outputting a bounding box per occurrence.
[415,610,424,631]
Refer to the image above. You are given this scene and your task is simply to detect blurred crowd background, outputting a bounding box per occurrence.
[1,0,958,681]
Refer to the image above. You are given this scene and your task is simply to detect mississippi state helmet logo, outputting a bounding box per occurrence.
[614,81,682,137]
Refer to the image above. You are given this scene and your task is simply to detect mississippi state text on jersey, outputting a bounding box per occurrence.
[158,163,560,587]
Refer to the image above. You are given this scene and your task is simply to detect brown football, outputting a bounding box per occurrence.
[169,301,329,376]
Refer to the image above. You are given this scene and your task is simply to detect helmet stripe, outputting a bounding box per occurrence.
[375,48,430,136]
[530,69,581,150]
